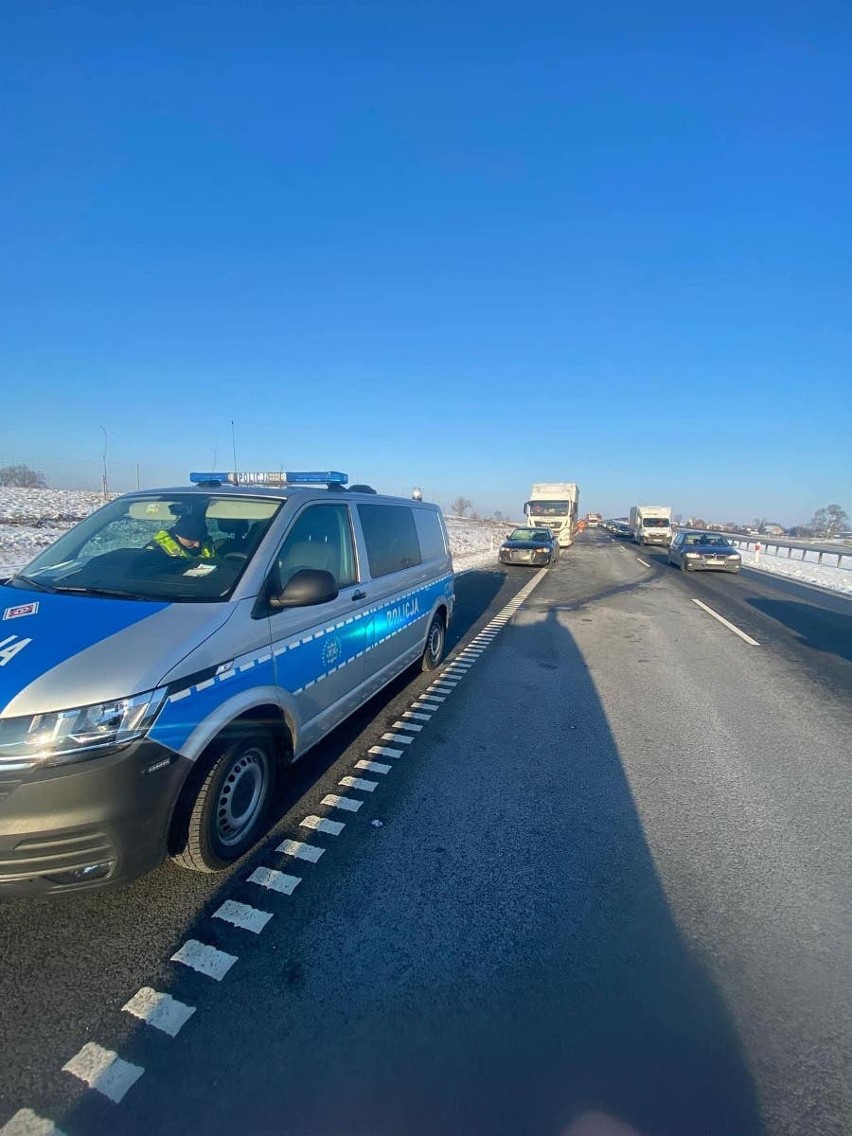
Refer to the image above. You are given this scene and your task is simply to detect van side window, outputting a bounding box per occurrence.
[358,503,422,578]
[276,504,357,590]
[414,509,447,560]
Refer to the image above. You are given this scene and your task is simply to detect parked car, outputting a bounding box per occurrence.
[498,527,560,567]
[0,471,454,894]
[668,530,742,573]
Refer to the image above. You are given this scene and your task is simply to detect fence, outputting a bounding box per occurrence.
[727,535,852,570]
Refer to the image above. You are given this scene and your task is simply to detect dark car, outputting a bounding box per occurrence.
[668,530,742,573]
[498,527,560,568]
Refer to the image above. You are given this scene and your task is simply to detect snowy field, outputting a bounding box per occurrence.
[1,489,849,595]
[0,488,511,577]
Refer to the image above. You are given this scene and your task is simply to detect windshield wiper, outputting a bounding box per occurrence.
[8,574,55,593]
[50,585,153,602]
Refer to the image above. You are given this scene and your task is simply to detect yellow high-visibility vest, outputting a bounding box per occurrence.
[150,530,216,559]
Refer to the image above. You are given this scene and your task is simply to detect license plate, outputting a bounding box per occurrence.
[706,558,723,565]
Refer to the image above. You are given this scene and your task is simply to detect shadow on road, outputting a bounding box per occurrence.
[3,572,767,1136]
[745,596,852,663]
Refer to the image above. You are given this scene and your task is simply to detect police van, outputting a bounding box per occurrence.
[0,472,454,894]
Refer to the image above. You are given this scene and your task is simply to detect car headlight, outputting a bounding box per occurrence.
[684,552,701,558]
[0,688,168,766]
[727,553,741,560]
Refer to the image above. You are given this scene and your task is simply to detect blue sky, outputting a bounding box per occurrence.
[2,1,850,524]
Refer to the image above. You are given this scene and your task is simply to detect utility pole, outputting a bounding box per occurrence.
[230,420,238,483]
[100,426,109,499]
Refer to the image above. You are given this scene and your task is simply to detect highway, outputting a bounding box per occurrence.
[0,530,849,1136]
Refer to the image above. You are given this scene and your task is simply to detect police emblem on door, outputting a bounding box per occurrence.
[322,635,342,669]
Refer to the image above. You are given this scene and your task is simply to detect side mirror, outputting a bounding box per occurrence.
[269,568,339,609]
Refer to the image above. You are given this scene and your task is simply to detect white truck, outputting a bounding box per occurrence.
[524,483,580,547]
[630,505,673,547]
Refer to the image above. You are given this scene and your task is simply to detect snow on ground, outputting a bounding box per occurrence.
[1,488,849,595]
[0,488,512,577]
[735,547,852,596]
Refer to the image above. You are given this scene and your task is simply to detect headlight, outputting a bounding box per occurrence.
[0,688,167,766]
[727,554,741,560]
[684,552,701,558]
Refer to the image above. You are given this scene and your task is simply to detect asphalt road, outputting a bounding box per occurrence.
[0,532,849,1136]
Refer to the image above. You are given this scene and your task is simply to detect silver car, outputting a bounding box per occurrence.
[668,530,742,573]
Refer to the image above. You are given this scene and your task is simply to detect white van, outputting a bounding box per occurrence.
[0,472,454,894]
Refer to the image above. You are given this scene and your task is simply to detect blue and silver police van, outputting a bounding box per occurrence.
[0,472,454,894]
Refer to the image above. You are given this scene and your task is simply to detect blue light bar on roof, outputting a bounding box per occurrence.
[285,471,348,485]
[189,472,231,483]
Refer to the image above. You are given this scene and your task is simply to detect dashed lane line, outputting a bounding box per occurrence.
[276,838,326,862]
[300,815,344,836]
[247,866,303,893]
[355,759,392,775]
[213,899,274,934]
[62,1043,144,1104]
[0,1110,67,1136]
[170,940,238,980]
[691,598,760,646]
[339,775,379,792]
[636,557,651,568]
[321,793,363,812]
[381,731,414,744]
[122,989,196,1038]
[369,745,404,759]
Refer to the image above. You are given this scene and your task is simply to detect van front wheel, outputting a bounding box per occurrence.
[421,612,446,672]
[172,726,277,872]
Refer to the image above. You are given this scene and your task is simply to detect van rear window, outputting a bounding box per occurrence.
[358,504,422,578]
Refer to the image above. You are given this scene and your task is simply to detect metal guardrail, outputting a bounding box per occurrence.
[726,536,851,570]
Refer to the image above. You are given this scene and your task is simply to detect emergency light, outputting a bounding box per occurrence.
[189,471,349,487]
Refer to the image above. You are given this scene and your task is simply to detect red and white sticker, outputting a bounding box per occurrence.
[3,601,40,621]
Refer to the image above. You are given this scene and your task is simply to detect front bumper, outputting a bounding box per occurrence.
[0,739,191,896]
[686,559,741,572]
[499,550,552,566]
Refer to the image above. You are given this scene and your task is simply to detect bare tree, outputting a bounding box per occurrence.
[0,463,47,487]
[450,496,473,517]
[810,504,848,537]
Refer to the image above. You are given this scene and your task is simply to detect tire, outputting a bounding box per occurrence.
[171,726,278,872]
[421,611,446,672]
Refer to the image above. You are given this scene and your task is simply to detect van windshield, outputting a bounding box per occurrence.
[642,517,670,528]
[9,494,282,602]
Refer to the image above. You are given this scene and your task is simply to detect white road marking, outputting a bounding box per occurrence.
[428,684,455,694]
[62,1043,144,1104]
[276,839,326,861]
[122,988,196,1037]
[381,731,413,744]
[691,598,760,646]
[171,940,238,980]
[339,775,379,792]
[412,699,442,710]
[402,710,431,722]
[321,793,362,812]
[0,1110,66,1136]
[247,866,303,893]
[636,557,651,568]
[369,745,404,758]
[213,899,273,933]
[355,759,392,774]
[394,719,423,731]
[300,815,344,835]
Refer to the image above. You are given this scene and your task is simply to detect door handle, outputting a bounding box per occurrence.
[352,589,367,601]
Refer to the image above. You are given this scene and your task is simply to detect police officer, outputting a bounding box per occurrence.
[148,514,217,560]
